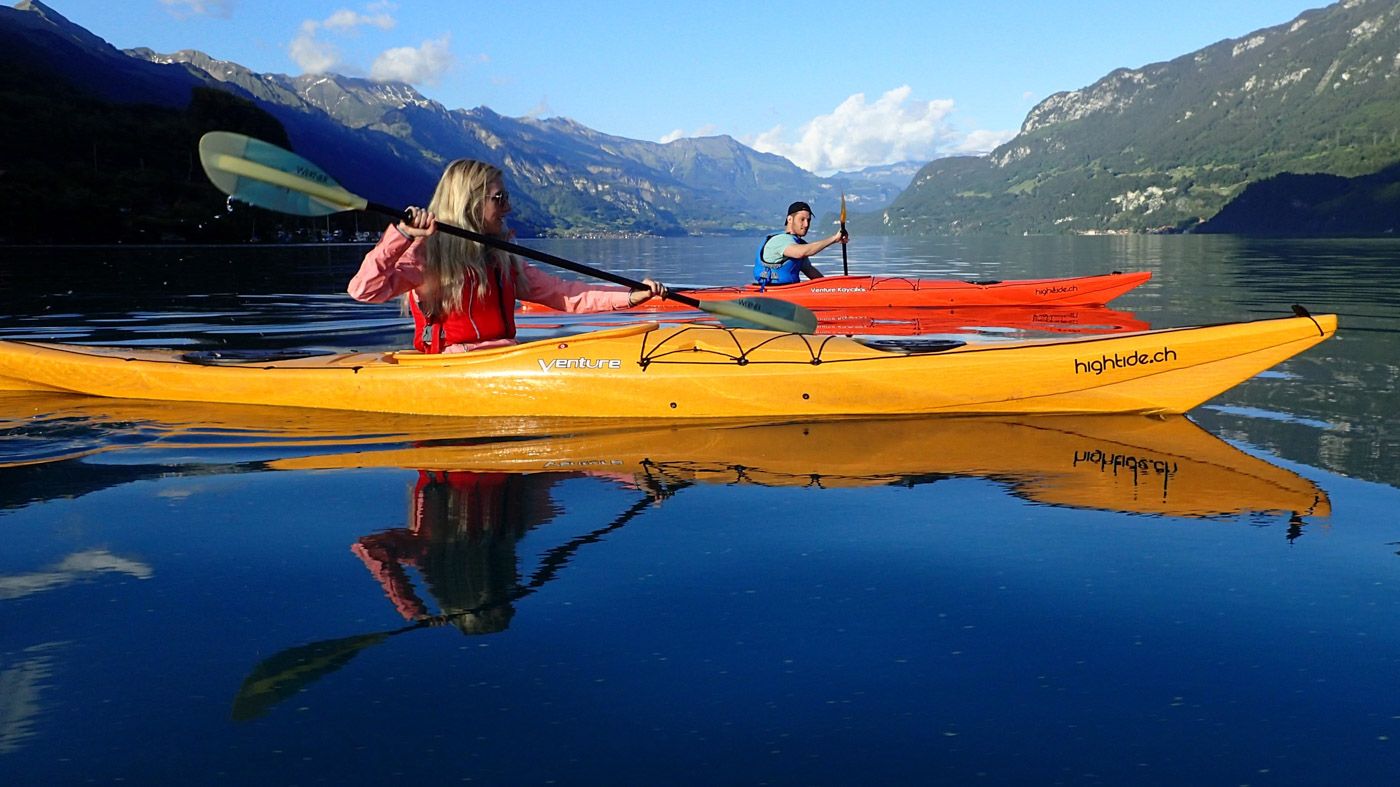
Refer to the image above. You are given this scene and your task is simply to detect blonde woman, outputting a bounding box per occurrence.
[349,159,664,353]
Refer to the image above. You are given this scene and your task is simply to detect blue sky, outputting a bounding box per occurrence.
[48,0,1326,174]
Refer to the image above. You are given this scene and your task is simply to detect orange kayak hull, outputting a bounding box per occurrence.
[521,270,1152,312]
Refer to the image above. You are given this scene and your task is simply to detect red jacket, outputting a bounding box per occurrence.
[409,269,518,353]
[348,226,636,354]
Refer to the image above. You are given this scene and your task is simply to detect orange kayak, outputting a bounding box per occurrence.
[526,305,1151,337]
[804,305,1150,337]
[520,270,1152,312]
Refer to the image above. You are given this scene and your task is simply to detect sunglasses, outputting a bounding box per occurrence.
[489,190,511,204]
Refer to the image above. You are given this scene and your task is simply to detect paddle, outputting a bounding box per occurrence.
[197,132,817,334]
[839,192,849,276]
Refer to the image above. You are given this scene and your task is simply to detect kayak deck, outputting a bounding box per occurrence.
[0,312,1336,419]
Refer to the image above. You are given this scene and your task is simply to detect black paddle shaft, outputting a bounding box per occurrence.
[366,202,701,309]
[840,224,849,276]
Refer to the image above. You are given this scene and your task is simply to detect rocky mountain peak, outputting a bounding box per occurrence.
[876,0,1400,235]
[11,0,125,56]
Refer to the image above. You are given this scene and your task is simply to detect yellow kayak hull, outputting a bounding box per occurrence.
[0,313,1336,418]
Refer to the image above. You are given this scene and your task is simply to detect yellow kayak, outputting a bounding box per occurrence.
[0,312,1335,418]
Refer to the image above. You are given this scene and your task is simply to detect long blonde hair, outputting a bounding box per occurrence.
[412,159,523,319]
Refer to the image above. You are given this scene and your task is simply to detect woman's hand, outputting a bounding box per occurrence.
[628,278,667,306]
[396,206,437,239]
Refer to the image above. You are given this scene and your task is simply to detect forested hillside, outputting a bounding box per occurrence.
[868,0,1400,236]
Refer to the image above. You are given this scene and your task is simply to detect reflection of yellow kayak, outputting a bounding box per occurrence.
[0,391,628,467]
[0,392,543,451]
[1,393,1328,519]
[269,415,1330,520]
[0,313,1335,418]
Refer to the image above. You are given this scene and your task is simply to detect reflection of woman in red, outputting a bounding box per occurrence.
[232,468,681,720]
[351,471,563,635]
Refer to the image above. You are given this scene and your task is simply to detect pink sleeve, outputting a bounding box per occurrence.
[515,262,634,313]
[347,226,426,303]
[350,538,428,620]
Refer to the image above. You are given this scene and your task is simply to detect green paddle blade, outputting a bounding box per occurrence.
[704,297,818,333]
[230,629,394,721]
[199,131,367,217]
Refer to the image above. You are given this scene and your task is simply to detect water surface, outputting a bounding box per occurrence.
[1,236,1397,784]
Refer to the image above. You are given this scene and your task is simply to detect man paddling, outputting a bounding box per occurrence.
[753,201,848,286]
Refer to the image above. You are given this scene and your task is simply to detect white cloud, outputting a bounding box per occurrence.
[289,20,341,73]
[322,9,395,32]
[951,129,1015,156]
[746,85,1014,174]
[659,124,719,144]
[160,0,234,19]
[289,6,455,84]
[370,36,454,85]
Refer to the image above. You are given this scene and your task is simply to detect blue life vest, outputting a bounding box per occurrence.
[753,233,806,286]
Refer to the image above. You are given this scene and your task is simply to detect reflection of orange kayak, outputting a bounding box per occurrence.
[807,305,1150,336]
[267,415,1330,520]
[535,305,1151,337]
[520,270,1152,312]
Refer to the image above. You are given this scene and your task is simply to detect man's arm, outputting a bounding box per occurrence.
[781,231,847,260]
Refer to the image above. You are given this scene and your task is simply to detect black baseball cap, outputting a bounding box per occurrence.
[786,201,813,217]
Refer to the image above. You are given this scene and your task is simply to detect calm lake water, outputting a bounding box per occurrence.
[1,235,1397,785]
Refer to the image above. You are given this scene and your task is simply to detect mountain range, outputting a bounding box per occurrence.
[2,0,1398,242]
[0,1,907,242]
[868,0,1400,235]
